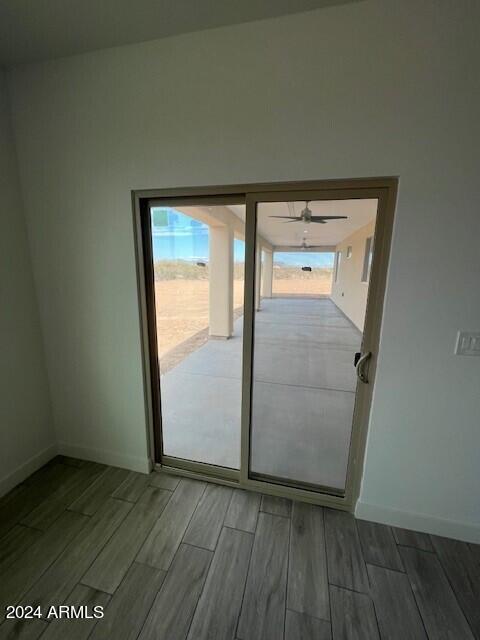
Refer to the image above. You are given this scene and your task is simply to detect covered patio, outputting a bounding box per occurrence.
[162,296,361,490]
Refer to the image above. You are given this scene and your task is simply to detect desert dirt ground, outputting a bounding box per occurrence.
[272,276,332,297]
[155,279,244,361]
[155,269,333,363]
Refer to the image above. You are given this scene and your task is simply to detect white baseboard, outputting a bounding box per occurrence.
[0,443,58,498]
[57,442,152,474]
[355,500,480,544]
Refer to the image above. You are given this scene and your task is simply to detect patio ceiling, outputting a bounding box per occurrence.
[229,199,377,250]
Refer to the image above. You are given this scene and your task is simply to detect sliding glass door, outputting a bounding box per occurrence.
[144,201,246,473]
[244,193,379,495]
[137,180,394,505]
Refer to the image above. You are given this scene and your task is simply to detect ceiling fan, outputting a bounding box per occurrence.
[298,238,324,251]
[269,201,348,224]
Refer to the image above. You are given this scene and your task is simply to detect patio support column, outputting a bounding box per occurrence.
[255,245,262,311]
[209,223,234,338]
[262,250,273,298]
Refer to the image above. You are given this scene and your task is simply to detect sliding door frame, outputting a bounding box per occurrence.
[132,177,398,511]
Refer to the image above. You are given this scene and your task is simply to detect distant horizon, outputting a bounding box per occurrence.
[151,207,334,268]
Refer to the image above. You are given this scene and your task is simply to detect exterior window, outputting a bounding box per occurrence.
[334,251,341,282]
[361,236,373,282]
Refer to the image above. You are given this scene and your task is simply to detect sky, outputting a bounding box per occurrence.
[151,207,334,267]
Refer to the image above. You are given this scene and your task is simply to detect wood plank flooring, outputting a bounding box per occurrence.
[237,512,289,640]
[1,457,479,640]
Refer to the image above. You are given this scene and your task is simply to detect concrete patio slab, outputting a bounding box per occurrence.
[162,371,241,468]
[251,381,355,489]
[161,297,362,490]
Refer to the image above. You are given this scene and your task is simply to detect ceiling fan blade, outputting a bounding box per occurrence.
[309,219,327,223]
[310,215,348,221]
[268,215,301,220]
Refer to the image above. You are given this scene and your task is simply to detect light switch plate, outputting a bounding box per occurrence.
[455,331,480,356]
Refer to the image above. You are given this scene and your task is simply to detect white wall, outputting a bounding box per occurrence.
[7,0,480,539]
[331,220,375,331]
[0,71,55,496]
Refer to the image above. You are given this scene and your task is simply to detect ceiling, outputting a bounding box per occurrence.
[0,0,359,67]
[230,199,377,249]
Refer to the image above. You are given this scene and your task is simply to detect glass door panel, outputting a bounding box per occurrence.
[249,196,378,493]
[150,203,245,470]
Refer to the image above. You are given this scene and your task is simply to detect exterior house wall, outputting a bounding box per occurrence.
[331,220,376,332]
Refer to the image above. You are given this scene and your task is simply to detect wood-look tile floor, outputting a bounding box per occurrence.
[1,457,479,640]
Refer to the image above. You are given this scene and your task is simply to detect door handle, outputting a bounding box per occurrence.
[355,351,372,383]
